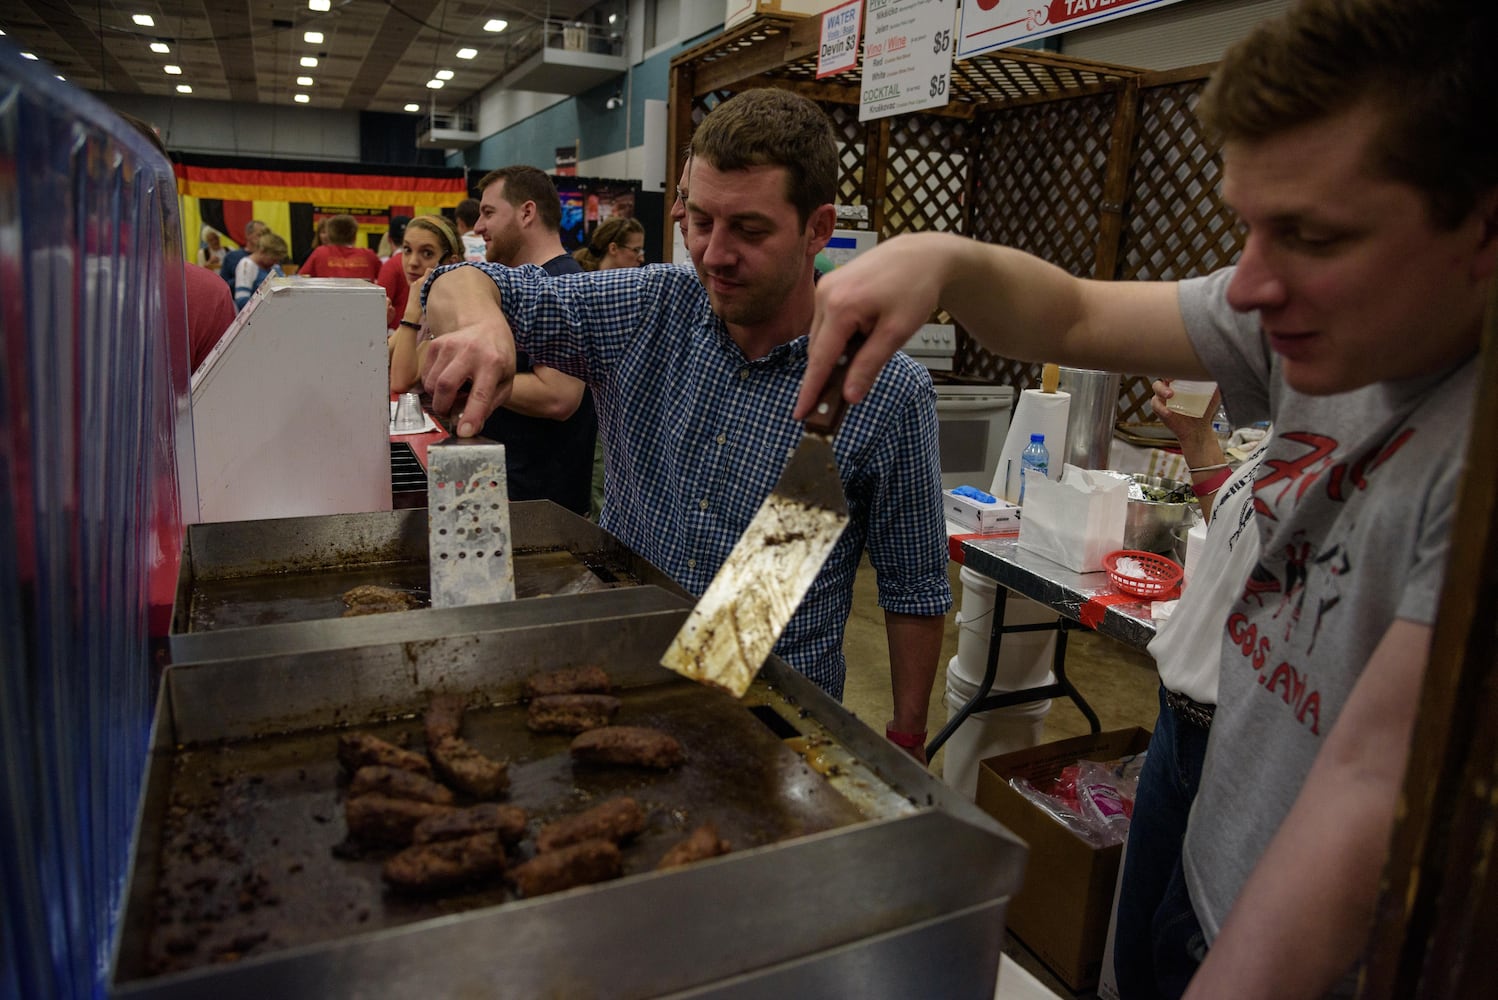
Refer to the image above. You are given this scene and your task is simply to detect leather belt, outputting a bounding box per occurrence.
[1164,689,1215,729]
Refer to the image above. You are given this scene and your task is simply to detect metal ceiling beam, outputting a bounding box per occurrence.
[18,0,142,94]
[341,0,442,112]
[203,2,258,104]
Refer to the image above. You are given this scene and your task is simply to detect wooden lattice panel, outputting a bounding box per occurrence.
[883,113,970,237]
[827,103,871,209]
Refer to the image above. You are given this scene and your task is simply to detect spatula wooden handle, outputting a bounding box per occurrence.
[803,333,865,436]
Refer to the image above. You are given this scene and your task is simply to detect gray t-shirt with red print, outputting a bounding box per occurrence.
[1176,268,1476,960]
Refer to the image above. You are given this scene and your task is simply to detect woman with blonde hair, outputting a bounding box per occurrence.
[196,226,226,270]
[388,215,463,392]
[572,216,645,271]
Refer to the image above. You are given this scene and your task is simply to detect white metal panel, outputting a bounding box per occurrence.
[190,278,391,523]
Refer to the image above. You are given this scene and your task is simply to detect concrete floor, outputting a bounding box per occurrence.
[840,556,1161,999]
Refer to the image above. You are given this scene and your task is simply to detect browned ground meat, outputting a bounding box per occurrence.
[345,794,454,846]
[569,726,684,770]
[430,735,509,799]
[424,692,466,746]
[382,832,507,892]
[340,584,422,616]
[535,797,645,853]
[349,765,455,805]
[656,823,731,871]
[523,665,612,700]
[508,839,621,898]
[413,803,528,846]
[337,732,433,778]
[525,693,623,734]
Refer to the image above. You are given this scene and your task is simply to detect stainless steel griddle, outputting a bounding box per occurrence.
[113,602,1027,999]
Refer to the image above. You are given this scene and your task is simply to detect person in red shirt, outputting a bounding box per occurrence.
[376,215,411,330]
[184,263,236,370]
[297,214,381,280]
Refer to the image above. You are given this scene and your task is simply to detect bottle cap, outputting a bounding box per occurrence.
[1029,433,1044,443]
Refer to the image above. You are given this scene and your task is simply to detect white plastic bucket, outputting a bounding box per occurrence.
[951,565,1057,690]
[941,658,1052,800]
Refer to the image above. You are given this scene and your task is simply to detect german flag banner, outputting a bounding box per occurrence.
[174,153,469,265]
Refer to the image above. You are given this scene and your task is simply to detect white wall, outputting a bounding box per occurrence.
[99,94,360,160]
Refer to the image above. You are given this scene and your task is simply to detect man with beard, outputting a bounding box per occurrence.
[417,90,949,758]
[463,165,596,516]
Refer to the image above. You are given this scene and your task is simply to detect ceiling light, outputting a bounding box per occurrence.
[308,0,331,11]
[300,56,318,68]
[456,48,477,59]
[297,77,315,87]
[150,42,170,54]
[483,19,508,33]
[426,79,444,89]
[133,14,155,27]
[0,29,7,36]
[435,69,453,81]
[177,85,192,94]
[21,51,38,61]
[294,94,310,104]
[609,13,618,24]
[404,103,419,112]
[164,65,182,75]
[304,31,323,44]
[56,74,66,81]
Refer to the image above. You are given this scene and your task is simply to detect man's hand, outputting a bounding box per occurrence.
[420,265,517,437]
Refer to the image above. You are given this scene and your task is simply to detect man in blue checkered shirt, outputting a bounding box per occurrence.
[420,88,951,761]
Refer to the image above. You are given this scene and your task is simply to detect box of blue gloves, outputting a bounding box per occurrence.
[944,485,1021,534]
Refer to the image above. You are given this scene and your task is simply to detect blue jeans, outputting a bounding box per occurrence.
[1113,685,1211,999]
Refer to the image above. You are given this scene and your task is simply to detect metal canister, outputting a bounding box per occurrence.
[1057,367,1121,470]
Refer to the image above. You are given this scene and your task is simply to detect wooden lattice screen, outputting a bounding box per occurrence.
[668,14,1245,428]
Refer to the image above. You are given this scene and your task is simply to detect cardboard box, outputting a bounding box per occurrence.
[975,727,1152,992]
[944,489,1021,535]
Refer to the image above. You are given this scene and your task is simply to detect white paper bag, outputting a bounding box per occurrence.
[1017,464,1129,572]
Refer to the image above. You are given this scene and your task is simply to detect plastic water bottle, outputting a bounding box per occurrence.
[1019,433,1049,505]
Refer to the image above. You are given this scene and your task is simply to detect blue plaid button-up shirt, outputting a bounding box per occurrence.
[431,261,952,698]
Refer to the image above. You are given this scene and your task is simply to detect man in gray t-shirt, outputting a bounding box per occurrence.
[797,1,1496,996]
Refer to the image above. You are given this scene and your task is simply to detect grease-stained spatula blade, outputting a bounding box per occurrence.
[660,336,862,696]
[427,435,516,608]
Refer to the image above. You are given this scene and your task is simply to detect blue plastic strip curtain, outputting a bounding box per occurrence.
[1,39,194,999]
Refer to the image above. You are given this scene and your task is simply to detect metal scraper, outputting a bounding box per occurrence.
[427,435,516,608]
[660,337,862,697]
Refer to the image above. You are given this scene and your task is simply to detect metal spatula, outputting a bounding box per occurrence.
[660,336,862,697]
[427,435,516,608]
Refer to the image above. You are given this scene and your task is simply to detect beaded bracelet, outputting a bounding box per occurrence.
[1192,467,1233,497]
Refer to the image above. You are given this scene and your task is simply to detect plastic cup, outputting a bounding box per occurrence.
[1165,379,1218,418]
[393,392,425,433]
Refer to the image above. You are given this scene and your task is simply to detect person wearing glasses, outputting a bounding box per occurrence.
[573,217,646,271]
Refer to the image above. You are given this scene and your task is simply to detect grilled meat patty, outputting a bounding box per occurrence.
[523,665,612,700]
[656,822,731,871]
[535,796,645,853]
[413,803,528,846]
[349,765,455,805]
[509,838,621,898]
[337,732,433,778]
[340,584,422,616]
[526,693,622,734]
[570,726,684,770]
[382,832,507,893]
[430,735,509,799]
[344,794,454,846]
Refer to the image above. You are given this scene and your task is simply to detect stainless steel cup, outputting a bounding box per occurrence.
[393,392,425,433]
[1057,367,1121,470]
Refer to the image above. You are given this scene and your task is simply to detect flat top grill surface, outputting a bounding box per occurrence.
[187,548,633,632]
[131,678,864,981]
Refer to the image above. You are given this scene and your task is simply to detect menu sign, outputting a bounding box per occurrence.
[817,0,864,79]
[859,0,955,122]
[957,0,1187,59]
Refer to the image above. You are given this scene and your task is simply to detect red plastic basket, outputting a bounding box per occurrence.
[1104,549,1183,599]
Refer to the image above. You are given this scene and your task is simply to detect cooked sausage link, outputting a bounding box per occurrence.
[509,839,621,898]
[656,823,731,871]
[413,803,528,846]
[535,797,645,853]
[569,726,684,770]
[523,665,613,700]
[345,794,454,846]
[337,732,433,778]
[382,832,507,892]
[349,765,455,805]
[424,692,466,746]
[526,693,622,734]
[430,735,509,799]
